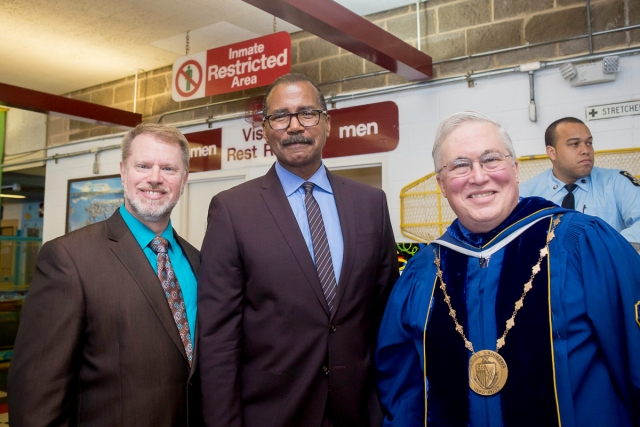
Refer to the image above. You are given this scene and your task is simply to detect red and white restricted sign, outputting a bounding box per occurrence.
[172,32,291,102]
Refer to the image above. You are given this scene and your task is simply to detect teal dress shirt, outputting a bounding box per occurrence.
[119,205,197,343]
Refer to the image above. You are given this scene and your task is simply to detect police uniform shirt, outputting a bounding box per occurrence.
[519,166,640,243]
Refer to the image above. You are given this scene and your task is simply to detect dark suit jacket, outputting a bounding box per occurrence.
[198,165,399,427]
[8,211,201,427]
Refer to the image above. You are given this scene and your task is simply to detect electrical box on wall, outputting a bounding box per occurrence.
[570,62,615,86]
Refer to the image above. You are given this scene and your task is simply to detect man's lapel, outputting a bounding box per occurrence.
[260,165,331,318]
[106,211,189,364]
[327,169,356,321]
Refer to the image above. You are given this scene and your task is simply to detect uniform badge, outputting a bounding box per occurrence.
[620,171,640,187]
[636,301,640,328]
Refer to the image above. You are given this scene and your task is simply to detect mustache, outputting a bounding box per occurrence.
[281,135,314,146]
[137,185,168,193]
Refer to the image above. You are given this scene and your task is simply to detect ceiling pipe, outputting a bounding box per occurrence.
[240,0,433,81]
[0,144,120,169]
[416,2,421,52]
[134,69,145,113]
[329,46,640,103]
[528,70,537,123]
[0,82,141,128]
[437,23,640,65]
[1,183,21,191]
[157,96,252,124]
[586,0,594,54]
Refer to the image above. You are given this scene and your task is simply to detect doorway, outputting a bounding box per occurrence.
[182,174,246,249]
[330,165,382,189]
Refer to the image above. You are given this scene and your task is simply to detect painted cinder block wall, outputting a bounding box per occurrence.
[47,0,640,146]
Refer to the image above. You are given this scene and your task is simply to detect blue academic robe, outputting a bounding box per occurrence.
[376,197,640,427]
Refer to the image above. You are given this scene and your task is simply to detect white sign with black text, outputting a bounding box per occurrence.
[585,100,640,121]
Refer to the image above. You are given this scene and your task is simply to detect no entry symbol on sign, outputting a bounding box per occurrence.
[175,60,203,98]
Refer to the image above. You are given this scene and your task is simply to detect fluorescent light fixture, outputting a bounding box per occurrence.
[0,194,26,199]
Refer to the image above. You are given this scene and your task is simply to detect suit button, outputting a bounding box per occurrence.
[329,325,337,333]
[322,366,330,376]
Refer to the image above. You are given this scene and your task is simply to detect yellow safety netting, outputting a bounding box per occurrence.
[400,148,640,243]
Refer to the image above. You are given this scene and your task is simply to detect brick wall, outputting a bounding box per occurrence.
[48,0,640,146]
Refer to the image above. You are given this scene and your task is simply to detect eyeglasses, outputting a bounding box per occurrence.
[263,109,326,130]
[439,153,512,177]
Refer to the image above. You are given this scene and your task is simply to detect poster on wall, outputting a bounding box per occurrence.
[66,175,124,233]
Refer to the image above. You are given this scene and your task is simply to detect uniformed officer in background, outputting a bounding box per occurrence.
[520,117,640,245]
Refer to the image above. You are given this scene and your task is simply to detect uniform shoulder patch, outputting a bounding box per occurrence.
[620,171,640,187]
[636,301,640,328]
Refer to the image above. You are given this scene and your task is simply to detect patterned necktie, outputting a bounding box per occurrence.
[561,183,578,210]
[302,182,337,312]
[150,236,193,366]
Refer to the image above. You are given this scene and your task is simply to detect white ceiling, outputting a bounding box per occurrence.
[0,0,417,95]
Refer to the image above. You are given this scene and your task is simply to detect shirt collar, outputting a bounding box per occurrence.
[548,170,591,195]
[274,161,333,196]
[119,204,176,250]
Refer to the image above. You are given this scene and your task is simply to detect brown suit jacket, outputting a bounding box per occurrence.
[198,165,399,427]
[8,210,201,427]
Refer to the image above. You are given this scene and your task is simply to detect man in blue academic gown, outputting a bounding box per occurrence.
[376,111,640,427]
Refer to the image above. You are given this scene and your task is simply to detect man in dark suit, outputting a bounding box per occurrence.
[198,73,399,427]
[8,123,201,427]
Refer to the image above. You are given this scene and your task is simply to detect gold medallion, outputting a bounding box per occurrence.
[468,350,508,396]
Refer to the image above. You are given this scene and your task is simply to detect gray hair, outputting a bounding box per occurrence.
[122,123,190,172]
[432,111,516,175]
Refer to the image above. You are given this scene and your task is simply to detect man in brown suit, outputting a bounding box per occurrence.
[8,123,201,427]
[198,73,399,427]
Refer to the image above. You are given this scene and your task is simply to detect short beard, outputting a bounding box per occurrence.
[123,185,177,224]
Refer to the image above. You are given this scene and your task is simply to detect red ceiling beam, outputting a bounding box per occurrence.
[242,0,432,82]
[0,82,141,128]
